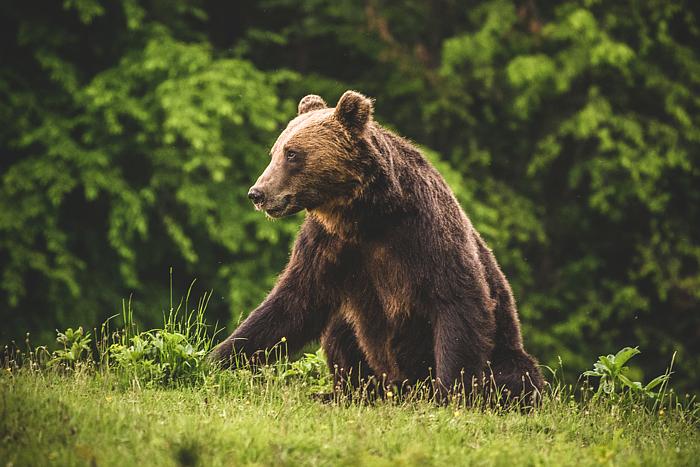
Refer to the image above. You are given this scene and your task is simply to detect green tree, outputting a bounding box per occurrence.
[0,0,298,343]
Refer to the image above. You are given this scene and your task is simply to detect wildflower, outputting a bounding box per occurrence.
[280,337,287,343]
[454,410,461,417]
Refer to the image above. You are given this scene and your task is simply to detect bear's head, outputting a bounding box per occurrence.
[247,90,374,218]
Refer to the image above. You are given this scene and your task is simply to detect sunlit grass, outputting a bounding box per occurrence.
[2,366,699,467]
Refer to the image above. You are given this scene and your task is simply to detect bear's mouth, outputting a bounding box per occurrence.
[265,204,287,217]
[263,195,302,218]
[266,204,302,218]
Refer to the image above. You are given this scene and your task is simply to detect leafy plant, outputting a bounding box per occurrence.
[40,279,223,387]
[109,330,209,386]
[49,327,92,366]
[583,347,671,400]
[105,285,219,387]
[281,348,332,394]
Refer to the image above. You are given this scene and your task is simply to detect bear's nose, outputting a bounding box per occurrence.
[248,187,265,205]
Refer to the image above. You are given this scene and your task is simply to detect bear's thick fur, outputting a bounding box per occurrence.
[211,91,544,401]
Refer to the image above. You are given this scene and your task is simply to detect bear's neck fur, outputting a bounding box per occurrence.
[308,123,420,241]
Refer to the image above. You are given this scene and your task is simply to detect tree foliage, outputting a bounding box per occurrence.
[1,0,699,391]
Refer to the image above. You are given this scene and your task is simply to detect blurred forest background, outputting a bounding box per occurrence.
[1,0,699,393]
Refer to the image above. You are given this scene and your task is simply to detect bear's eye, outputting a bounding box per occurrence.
[285,150,299,162]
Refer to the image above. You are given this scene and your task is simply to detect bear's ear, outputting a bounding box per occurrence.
[334,90,373,135]
[298,95,327,115]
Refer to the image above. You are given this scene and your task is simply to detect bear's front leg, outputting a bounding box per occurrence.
[210,222,338,368]
[210,291,327,368]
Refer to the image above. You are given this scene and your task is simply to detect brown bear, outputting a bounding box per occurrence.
[211,90,544,401]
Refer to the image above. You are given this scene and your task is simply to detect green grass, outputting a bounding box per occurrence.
[1,366,699,467]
